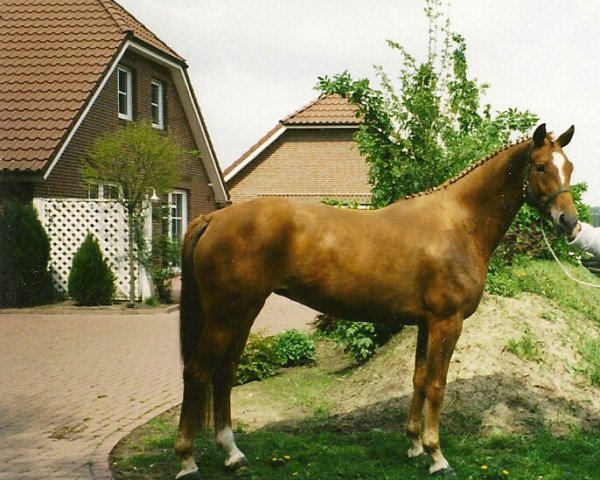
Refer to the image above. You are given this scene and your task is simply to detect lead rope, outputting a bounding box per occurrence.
[540,221,600,288]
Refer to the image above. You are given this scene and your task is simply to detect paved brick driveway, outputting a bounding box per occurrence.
[0,295,316,480]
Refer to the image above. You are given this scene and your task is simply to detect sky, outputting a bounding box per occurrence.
[118,0,600,206]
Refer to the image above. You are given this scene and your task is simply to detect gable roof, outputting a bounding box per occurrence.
[224,94,360,182]
[0,0,228,202]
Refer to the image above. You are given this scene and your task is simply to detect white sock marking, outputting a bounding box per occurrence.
[176,456,198,479]
[216,427,245,466]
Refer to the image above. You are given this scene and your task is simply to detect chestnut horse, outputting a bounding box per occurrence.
[174,124,578,479]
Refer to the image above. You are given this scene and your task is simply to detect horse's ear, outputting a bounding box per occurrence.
[533,123,547,147]
[557,125,575,147]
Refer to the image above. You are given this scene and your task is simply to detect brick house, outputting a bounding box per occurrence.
[0,0,229,298]
[224,94,371,204]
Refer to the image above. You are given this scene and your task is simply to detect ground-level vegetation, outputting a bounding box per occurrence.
[111,259,600,480]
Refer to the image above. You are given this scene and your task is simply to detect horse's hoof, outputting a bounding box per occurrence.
[176,471,202,480]
[225,456,249,472]
[407,448,426,458]
[431,466,456,478]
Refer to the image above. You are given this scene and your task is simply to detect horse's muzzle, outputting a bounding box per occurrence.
[556,211,578,237]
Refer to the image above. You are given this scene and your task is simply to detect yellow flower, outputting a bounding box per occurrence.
[284,455,291,460]
[481,465,489,470]
[503,470,509,476]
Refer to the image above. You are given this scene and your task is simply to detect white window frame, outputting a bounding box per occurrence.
[88,182,121,200]
[151,80,164,129]
[117,67,133,120]
[167,190,187,240]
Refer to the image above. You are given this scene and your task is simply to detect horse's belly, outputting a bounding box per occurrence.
[275,287,422,326]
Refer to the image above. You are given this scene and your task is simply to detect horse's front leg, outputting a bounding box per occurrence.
[422,314,463,476]
[406,323,428,457]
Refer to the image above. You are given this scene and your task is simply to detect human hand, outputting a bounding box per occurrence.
[568,222,581,241]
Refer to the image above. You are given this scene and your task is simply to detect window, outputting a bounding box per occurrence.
[151,80,164,129]
[117,67,133,120]
[88,183,120,200]
[164,190,187,240]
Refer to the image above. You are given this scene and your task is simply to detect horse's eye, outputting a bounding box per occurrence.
[535,164,545,173]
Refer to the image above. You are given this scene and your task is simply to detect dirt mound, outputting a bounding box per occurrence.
[233,293,600,436]
[328,293,600,435]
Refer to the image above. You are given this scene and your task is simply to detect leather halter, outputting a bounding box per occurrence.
[523,141,571,211]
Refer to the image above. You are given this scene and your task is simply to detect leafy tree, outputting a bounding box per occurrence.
[318,0,538,208]
[318,0,589,264]
[316,0,591,358]
[68,233,115,306]
[82,121,181,306]
[0,200,55,307]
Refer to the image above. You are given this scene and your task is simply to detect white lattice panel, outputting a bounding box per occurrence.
[34,198,150,300]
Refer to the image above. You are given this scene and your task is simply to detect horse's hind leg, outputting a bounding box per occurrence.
[174,317,241,480]
[406,323,428,458]
[174,366,210,480]
[213,323,254,470]
[174,301,264,479]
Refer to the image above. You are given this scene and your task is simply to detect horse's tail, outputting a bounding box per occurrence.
[179,215,210,364]
[178,215,215,432]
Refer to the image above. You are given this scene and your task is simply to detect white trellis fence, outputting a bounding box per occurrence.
[33,198,152,300]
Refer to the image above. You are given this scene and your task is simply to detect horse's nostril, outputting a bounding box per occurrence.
[559,213,578,232]
[559,214,567,226]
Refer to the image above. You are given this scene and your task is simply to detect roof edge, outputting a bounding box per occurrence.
[224,124,286,183]
[107,0,185,62]
[98,0,131,33]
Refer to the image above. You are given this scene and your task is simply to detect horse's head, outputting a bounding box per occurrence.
[525,123,578,237]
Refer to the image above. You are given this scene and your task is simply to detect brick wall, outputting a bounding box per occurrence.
[227,128,371,203]
[33,49,219,224]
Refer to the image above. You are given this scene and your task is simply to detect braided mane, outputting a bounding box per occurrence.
[400,136,531,201]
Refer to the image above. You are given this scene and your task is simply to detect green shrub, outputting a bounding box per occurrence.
[142,235,180,304]
[312,314,339,335]
[275,329,316,367]
[315,315,402,363]
[333,321,381,363]
[236,334,284,385]
[0,200,55,307]
[236,330,317,385]
[144,296,160,307]
[68,233,115,306]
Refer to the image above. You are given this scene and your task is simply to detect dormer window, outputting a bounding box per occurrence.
[151,80,164,129]
[117,67,133,120]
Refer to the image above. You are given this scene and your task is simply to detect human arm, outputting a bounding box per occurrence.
[568,222,600,258]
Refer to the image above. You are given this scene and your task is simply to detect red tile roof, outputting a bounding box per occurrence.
[224,95,361,180]
[282,94,361,126]
[0,0,184,173]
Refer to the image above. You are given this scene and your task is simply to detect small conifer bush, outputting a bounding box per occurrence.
[68,233,115,306]
[0,200,55,307]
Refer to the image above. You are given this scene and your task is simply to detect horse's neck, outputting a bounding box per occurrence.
[449,141,530,256]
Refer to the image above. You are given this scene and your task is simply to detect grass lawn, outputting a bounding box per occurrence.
[112,415,600,480]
